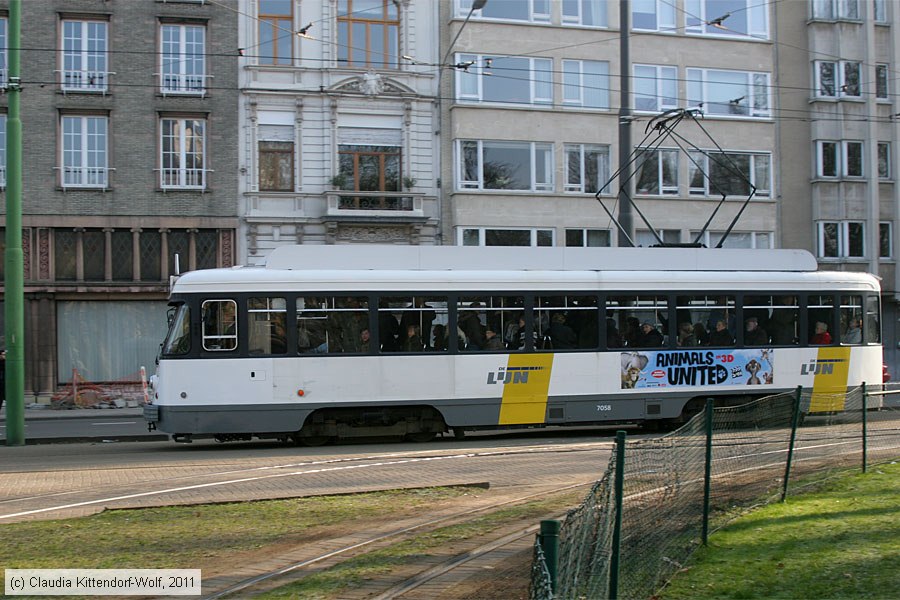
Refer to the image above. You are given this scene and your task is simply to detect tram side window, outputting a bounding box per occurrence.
[840,295,863,345]
[297,296,369,354]
[606,295,668,348]
[535,295,599,351]
[202,299,237,351]
[458,295,524,351]
[807,294,835,345]
[674,295,735,347]
[865,294,881,344]
[742,295,798,346]
[248,297,287,355]
[378,296,448,352]
[162,303,191,355]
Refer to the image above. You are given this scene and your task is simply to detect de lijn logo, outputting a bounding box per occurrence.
[800,358,846,375]
[487,365,545,385]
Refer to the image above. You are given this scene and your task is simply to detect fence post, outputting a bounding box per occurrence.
[861,382,868,474]
[782,386,803,502]
[539,519,560,594]
[702,398,714,545]
[609,430,626,600]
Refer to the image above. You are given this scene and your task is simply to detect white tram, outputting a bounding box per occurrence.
[144,246,883,443]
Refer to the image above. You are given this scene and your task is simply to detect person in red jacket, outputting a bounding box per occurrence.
[811,321,832,345]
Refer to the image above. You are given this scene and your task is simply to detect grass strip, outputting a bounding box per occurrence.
[660,460,900,599]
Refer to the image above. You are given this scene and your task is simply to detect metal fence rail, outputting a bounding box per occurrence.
[530,385,900,600]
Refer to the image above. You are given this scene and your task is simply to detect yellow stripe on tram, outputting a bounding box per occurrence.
[808,346,852,413]
[497,354,554,425]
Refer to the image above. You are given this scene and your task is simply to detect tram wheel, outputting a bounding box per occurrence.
[292,433,331,447]
[405,431,437,443]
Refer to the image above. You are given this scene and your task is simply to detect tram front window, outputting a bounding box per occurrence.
[162,303,191,355]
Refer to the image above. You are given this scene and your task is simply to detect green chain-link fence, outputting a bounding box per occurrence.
[531,385,900,599]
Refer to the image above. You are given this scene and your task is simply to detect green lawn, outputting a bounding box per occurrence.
[660,461,900,599]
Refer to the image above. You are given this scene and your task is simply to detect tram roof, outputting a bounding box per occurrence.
[263,245,819,272]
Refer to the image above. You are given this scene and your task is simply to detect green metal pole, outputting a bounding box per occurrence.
[781,386,803,502]
[609,430,626,600]
[539,519,560,594]
[701,398,714,545]
[861,382,867,474]
[4,0,25,447]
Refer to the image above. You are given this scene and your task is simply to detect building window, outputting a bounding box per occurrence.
[634,148,678,195]
[61,115,108,188]
[259,124,295,191]
[691,230,772,249]
[874,0,887,22]
[55,230,77,280]
[0,18,6,87]
[876,64,888,99]
[61,20,108,92]
[634,64,678,112]
[566,229,611,247]
[258,0,293,65]
[339,144,400,192]
[818,221,865,258]
[458,0,551,23]
[456,54,552,105]
[689,151,771,197]
[161,117,206,189]
[562,60,610,109]
[562,0,607,27]
[161,24,206,94]
[457,140,554,192]
[878,142,891,179]
[880,222,892,258]
[684,0,769,38]
[687,68,770,117]
[0,114,5,188]
[636,229,680,246]
[816,140,863,178]
[811,0,860,20]
[814,61,861,98]
[460,228,554,247]
[565,144,610,193]
[632,0,676,31]
[337,0,399,69]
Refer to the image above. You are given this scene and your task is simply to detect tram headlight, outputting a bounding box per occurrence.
[149,374,158,392]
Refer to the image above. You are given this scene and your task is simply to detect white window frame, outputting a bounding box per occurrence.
[684,0,769,39]
[457,0,551,23]
[562,59,610,109]
[874,0,887,22]
[811,0,860,20]
[160,117,207,190]
[565,228,612,247]
[455,53,552,106]
[876,64,888,100]
[687,68,771,118]
[816,140,863,178]
[565,143,611,194]
[636,229,681,246]
[61,19,108,92]
[459,227,555,247]
[0,18,6,87]
[818,221,865,259]
[456,140,554,192]
[562,0,607,27]
[688,151,771,197]
[634,148,678,195]
[632,0,676,32]
[633,64,678,112]
[160,23,206,95]
[880,222,893,259]
[814,60,861,98]
[61,115,109,189]
[692,230,773,249]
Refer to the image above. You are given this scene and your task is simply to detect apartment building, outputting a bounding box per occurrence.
[776,0,899,368]
[237,0,440,263]
[0,0,239,401]
[440,0,777,250]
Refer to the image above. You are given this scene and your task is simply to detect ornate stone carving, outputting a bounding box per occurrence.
[337,225,410,243]
[22,228,31,280]
[38,228,50,280]
[221,229,234,267]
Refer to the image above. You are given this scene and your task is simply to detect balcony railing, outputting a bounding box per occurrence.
[161,167,208,190]
[159,72,208,96]
[326,191,424,217]
[58,166,111,189]
[60,69,111,93]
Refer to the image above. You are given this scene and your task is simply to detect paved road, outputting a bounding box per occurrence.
[0,407,162,443]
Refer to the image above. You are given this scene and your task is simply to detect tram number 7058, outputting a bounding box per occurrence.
[596,404,612,412]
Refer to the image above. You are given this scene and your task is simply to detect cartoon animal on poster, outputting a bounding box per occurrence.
[621,352,649,389]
